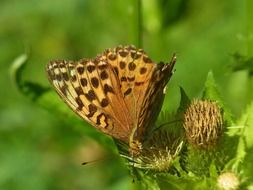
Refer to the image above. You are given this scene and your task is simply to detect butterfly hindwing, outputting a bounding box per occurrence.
[135,56,176,141]
[105,46,155,125]
[104,46,176,143]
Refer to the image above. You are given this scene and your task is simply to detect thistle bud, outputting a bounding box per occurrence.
[123,131,183,172]
[217,172,239,190]
[183,100,223,149]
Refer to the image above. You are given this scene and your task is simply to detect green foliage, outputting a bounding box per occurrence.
[132,71,252,189]
[10,54,50,101]
[231,53,253,76]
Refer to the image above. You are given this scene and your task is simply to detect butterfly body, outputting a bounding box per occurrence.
[46,45,176,155]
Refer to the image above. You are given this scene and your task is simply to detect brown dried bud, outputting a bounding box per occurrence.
[183,99,223,149]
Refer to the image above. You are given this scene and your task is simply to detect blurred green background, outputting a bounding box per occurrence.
[0,0,252,189]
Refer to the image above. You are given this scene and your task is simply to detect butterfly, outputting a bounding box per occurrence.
[46,45,176,156]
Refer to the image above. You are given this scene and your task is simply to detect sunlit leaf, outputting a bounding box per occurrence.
[10,54,50,101]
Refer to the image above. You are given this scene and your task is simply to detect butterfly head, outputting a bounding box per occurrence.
[128,140,143,157]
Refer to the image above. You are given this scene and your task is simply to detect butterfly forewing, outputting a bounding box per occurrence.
[46,58,132,142]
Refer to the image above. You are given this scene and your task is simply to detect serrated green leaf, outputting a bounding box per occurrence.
[238,101,253,148]
[202,71,234,126]
[209,162,218,178]
[221,100,251,174]
[202,71,222,102]
[177,86,191,115]
[235,136,246,167]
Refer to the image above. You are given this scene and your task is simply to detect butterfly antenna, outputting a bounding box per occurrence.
[81,155,118,166]
[82,159,102,166]
[154,119,182,131]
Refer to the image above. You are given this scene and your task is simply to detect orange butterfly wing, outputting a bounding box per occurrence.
[46,46,176,150]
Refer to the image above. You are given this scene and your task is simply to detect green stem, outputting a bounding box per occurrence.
[137,0,143,48]
[130,0,143,48]
[247,0,253,56]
